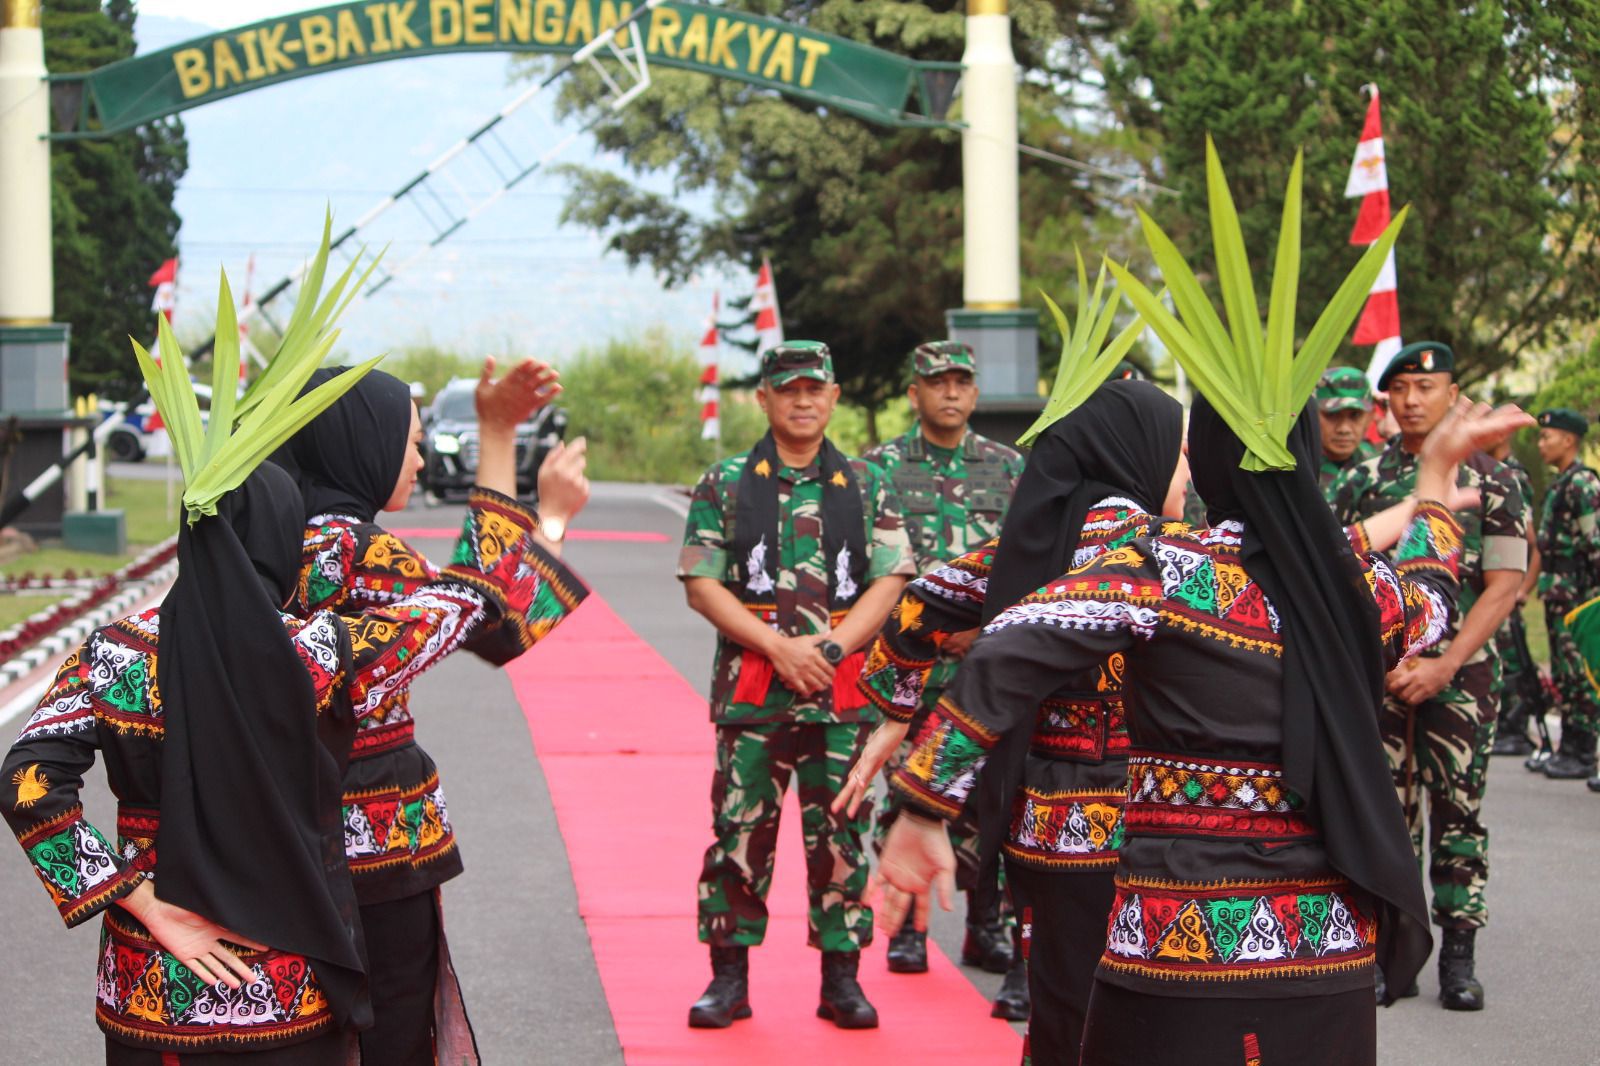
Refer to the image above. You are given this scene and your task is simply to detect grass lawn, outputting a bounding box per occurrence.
[1,475,181,582]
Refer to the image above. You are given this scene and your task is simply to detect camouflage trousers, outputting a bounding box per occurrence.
[1379,656,1499,930]
[1546,601,1600,732]
[1491,610,1544,726]
[874,735,1013,927]
[697,722,875,951]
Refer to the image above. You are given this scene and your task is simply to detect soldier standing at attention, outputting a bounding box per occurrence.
[1531,409,1600,785]
[679,341,914,1031]
[861,341,1026,1016]
[1485,437,1545,759]
[1330,341,1527,1012]
[1316,365,1378,501]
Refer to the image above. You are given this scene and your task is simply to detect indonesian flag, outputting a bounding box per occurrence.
[698,292,720,441]
[1344,87,1403,384]
[753,256,784,356]
[148,257,178,322]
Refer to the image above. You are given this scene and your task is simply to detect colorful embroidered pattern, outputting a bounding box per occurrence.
[859,638,933,722]
[1124,752,1309,841]
[342,773,455,874]
[1005,787,1124,868]
[890,705,996,818]
[1031,696,1129,760]
[96,911,335,1050]
[1102,874,1376,982]
[17,805,139,926]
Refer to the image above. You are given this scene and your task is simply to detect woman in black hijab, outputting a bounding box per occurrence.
[3,366,588,1063]
[840,379,1187,1061]
[273,362,590,1066]
[869,395,1528,1065]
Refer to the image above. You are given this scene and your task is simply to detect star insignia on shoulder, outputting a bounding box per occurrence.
[753,458,772,478]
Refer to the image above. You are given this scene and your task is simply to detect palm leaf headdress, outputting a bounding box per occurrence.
[1017,248,1151,448]
[132,215,386,524]
[1106,137,1407,471]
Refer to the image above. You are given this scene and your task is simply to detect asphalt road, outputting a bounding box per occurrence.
[2,481,1597,1063]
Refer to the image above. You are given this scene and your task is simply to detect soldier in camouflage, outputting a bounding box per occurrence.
[861,340,1026,1014]
[1330,341,1528,1013]
[1316,365,1378,502]
[678,341,914,1031]
[1484,439,1546,759]
[1531,408,1600,785]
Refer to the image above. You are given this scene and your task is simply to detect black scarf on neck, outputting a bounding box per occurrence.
[730,432,867,615]
[1187,395,1432,1004]
[156,463,369,1031]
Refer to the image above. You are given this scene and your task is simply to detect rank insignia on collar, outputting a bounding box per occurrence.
[754,458,772,478]
[830,470,848,487]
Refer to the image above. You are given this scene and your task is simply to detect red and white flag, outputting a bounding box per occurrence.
[752,256,784,356]
[1344,87,1402,384]
[698,292,720,442]
[148,257,178,323]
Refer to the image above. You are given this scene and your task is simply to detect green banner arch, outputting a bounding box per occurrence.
[48,1,958,138]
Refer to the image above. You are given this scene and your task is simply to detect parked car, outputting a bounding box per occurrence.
[97,382,214,462]
[420,378,566,503]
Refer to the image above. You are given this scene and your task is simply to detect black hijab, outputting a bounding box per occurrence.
[983,379,1184,623]
[274,367,414,522]
[156,462,369,1029]
[1186,394,1432,1003]
[967,380,1183,863]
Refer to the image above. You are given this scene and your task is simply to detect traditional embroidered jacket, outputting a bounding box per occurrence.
[1,489,585,1053]
[861,497,1165,872]
[677,450,915,725]
[891,503,1462,998]
[293,509,585,904]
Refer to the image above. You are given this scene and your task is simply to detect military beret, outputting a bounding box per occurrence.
[911,340,976,379]
[1315,366,1372,414]
[762,340,834,387]
[1377,341,1455,391]
[1538,408,1588,437]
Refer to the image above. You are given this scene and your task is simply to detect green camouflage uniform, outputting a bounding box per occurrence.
[1331,439,1528,929]
[1490,458,1544,738]
[861,344,1023,896]
[679,342,915,951]
[1536,458,1600,733]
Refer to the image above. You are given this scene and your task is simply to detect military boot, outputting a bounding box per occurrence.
[990,924,1030,1021]
[687,945,751,1028]
[1489,707,1534,757]
[817,950,879,1029]
[1438,928,1484,1011]
[885,925,928,974]
[1587,772,1600,793]
[1543,725,1598,779]
[960,886,1014,974]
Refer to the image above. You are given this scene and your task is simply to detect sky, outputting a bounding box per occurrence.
[129,1,743,368]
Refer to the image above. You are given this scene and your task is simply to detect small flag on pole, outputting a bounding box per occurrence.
[148,258,179,322]
[698,292,720,442]
[753,256,784,356]
[1344,86,1403,385]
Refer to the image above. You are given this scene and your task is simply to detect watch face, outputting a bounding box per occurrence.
[821,641,844,665]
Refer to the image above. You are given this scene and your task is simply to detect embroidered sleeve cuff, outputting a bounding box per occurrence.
[1345,521,1373,557]
[1394,502,1464,578]
[857,637,934,723]
[17,806,142,928]
[888,771,959,821]
[486,540,590,655]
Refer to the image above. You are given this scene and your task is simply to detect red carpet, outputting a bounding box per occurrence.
[506,597,1022,1064]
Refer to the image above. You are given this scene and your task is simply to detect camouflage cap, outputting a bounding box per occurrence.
[762,340,834,387]
[911,340,976,379]
[1538,408,1588,437]
[1316,366,1372,414]
[1377,340,1455,391]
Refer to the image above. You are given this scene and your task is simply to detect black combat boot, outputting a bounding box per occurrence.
[990,925,1030,1021]
[1438,928,1485,1011]
[1374,966,1418,1003]
[687,945,751,1028]
[1489,707,1534,757]
[818,951,879,1028]
[960,886,1014,974]
[885,925,928,974]
[1588,773,1600,793]
[1543,725,1598,779]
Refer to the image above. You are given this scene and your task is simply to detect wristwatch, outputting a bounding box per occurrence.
[818,640,844,665]
[538,514,567,543]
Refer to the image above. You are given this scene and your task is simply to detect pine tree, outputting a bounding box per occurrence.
[44,0,188,399]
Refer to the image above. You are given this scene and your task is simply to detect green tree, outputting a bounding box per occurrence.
[1108,0,1600,387]
[44,0,188,400]
[529,1,1154,435]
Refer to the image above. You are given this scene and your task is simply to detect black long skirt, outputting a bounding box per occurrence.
[105,1030,353,1065]
[1079,980,1376,1066]
[1007,862,1117,1066]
